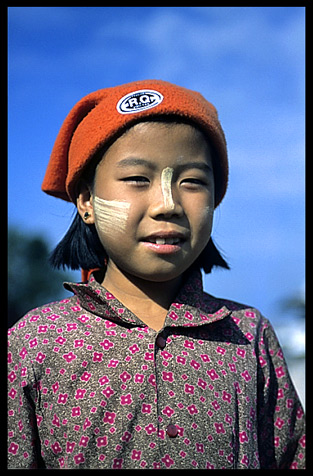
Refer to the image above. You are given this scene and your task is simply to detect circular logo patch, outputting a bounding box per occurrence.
[117,89,164,114]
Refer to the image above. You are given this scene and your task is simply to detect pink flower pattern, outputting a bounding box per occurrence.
[7,271,305,469]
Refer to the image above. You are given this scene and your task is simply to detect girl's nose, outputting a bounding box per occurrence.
[148,167,184,218]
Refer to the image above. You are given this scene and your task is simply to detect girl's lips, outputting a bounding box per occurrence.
[140,231,188,254]
[141,241,183,254]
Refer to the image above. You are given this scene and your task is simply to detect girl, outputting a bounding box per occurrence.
[8,80,305,469]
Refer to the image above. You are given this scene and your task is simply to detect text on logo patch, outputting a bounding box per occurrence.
[117,89,164,114]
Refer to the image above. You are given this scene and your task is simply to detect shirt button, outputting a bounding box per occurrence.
[156,335,166,349]
[166,424,178,438]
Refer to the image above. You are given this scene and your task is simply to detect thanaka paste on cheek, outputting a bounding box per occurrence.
[202,205,214,230]
[203,205,213,218]
[161,167,175,210]
[93,196,130,234]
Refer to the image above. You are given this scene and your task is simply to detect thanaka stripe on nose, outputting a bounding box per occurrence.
[161,167,175,210]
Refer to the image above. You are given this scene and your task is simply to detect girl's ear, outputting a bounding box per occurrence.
[76,182,95,224]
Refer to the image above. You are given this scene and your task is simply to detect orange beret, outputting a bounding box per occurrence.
[42,79,228,207]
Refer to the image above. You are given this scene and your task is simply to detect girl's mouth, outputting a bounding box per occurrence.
[146,237,181,245]
[141,232,187,254]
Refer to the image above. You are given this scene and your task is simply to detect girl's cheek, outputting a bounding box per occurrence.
[197,205,214,233]
[93,196,131,235]
[202,205,214,220]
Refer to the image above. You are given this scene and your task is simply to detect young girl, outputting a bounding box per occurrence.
[8,80,305,469]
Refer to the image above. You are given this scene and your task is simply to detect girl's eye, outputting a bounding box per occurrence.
[181,178,207,189]
[122,176,150,186]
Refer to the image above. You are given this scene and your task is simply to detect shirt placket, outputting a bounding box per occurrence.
[151,328,181,469]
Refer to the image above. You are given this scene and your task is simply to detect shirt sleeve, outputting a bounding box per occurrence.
[7,327,45,469]
[256,318,305,469]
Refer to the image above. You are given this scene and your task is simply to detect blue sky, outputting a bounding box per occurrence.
[8,6,305,327]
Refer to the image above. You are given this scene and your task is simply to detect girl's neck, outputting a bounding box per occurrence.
[100,261,183,331]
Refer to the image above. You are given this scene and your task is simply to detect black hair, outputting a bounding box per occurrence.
[49,118,230,275]
[49,212,107,271]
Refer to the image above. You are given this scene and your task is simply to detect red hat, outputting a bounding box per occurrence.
[42,79,228,207]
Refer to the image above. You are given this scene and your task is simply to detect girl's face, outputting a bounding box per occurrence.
[86,121,214,282]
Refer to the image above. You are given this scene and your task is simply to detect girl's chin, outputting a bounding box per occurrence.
[105,248,197,283]
[120,262,191,284]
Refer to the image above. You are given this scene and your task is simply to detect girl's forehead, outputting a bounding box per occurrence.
[126,120,208,140]
[98,121,213,168]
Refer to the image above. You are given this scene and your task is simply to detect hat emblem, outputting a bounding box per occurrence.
[117,89,164,115]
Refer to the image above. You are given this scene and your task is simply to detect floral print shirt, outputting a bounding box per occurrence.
[7,270,305,469]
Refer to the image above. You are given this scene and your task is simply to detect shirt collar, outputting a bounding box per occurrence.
[64,269,231,329]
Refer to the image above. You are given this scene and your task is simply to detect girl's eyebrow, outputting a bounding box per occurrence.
[176,162,213,174]
[116,157,157,170]
[116,158,213,174]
